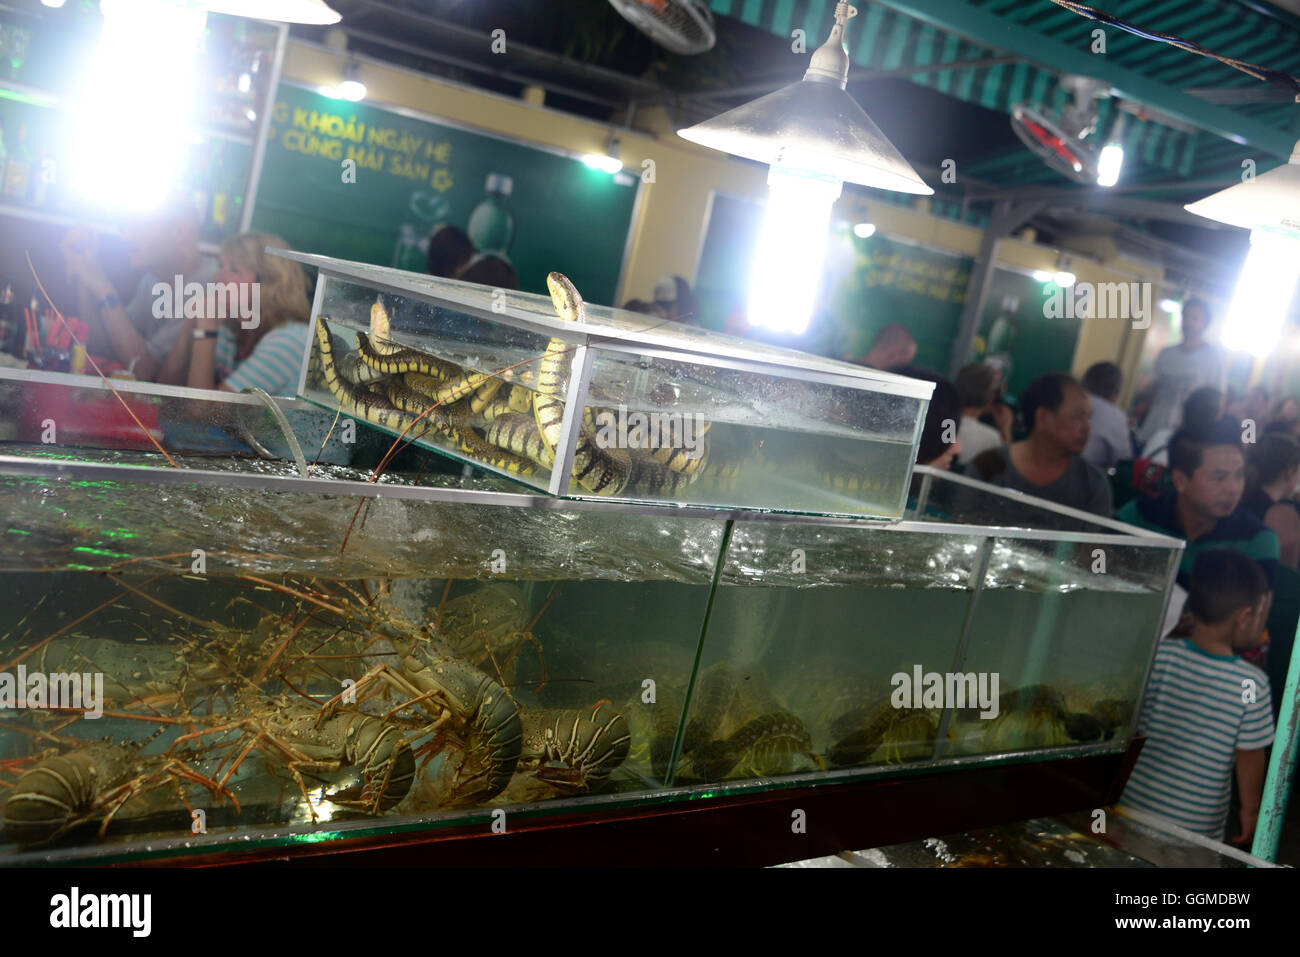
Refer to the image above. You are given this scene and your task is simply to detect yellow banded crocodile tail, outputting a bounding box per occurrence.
[468,376,505,414]
[485,413,555,469]
[625,456,699,497]
[383,374,536,476]
[314,318,433,438]
[534,272,629,496]
[651,433,710,477]
[507,384,534,413]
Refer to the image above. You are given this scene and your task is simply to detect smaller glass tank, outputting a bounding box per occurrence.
[287,250,932,518]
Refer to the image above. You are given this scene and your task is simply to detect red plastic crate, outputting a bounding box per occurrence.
[19,380,164,450]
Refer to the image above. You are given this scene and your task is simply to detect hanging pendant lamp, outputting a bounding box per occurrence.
[676,2,931,194]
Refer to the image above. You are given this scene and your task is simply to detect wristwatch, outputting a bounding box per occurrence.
[192,329,219,341]
[96,292,121,313]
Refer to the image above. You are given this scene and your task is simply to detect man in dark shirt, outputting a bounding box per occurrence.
[971,373,1113,517]
[1116,423,1280,589]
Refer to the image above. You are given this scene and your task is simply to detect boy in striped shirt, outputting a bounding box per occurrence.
[1121,549,1274,843]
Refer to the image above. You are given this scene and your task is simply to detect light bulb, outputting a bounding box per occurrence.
[338,60,366,102]
[1158,299,1182,315]
[747,163,843,335]
[852,222,876,238]
[582,154,622,174]
[1054,271,1077,287]
[202,0,341,24]
[72,0,206,213]
[1032,270,1054,283]
[1221,229,1300,358]
[1097,143,1124,188]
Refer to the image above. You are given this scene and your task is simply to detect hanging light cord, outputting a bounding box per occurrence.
[1048,0,1300,101]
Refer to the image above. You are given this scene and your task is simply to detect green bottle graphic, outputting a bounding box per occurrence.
[984,296,1018,385]
[467,173,515,259]
[392,191,448,271]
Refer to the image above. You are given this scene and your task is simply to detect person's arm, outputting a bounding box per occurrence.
[1264,502,1300,569]
[61,231,161,380]
[991,403,1013,444]
[185,313,223,391]
[94,287,160,381]
[156,316,197,386]
[1232,748,1268,844]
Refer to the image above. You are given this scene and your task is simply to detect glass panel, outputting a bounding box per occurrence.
[912,467,1146,535]
[299,274,558,492]
[290,254,933,512]
[948,537,1170,759]
[677,522,981,785]
[583,346,924,516]
[0,369,358,467]
[0,464,722,860]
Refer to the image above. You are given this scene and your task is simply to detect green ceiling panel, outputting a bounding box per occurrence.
[861,0,1292,155]
[856,2,885,63]
[1006,60,1029,106]
[1028,67,1050,111]
[955,56,978,101]
[980,63,1005,110]
[882,10,912,69]
[1161,128,1182,170]
[910,21,936,82]
[933,31,961,93]
[771,0,798,37]
[707,0,1293,212]
[1179,136,1197,178]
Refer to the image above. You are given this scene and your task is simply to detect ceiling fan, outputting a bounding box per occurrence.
[605,0,716,55]
[1010,75,1109,184]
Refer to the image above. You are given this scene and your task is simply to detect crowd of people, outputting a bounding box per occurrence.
[57,201,312,396]
[878,304,1295,846]
[52,209,535,396]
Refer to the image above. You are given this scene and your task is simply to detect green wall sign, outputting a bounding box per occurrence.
[250,83,640,302]
[974,270,1082,400]
[695,192,973,372]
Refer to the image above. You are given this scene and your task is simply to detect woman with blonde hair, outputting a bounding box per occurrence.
[159,232,312,395]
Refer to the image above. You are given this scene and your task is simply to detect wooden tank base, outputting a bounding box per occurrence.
[120,743,1140,868]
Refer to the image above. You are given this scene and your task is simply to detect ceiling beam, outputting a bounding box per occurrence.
[867,0,1296,158]
[637,55,1022,110]
[343,0,668,100]
[337,28,627,110]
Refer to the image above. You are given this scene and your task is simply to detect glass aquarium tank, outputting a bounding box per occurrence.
[285,250,933,519]
[0,408,1182,864]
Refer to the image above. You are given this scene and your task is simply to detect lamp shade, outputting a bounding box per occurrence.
[1184,141,1300,237]
[677,79,933,194]
[203,0,341,24]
